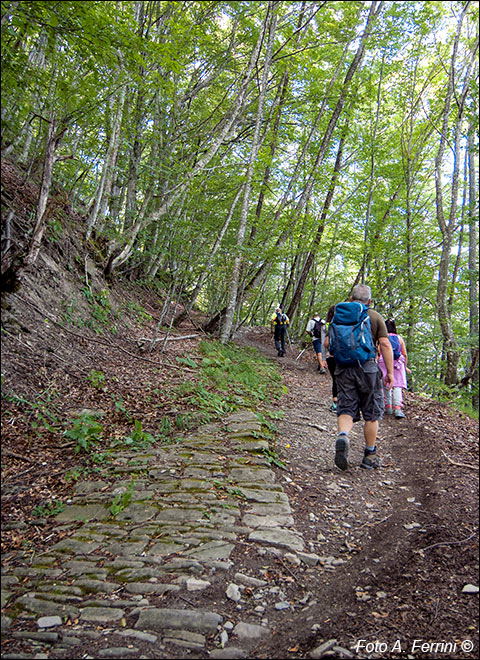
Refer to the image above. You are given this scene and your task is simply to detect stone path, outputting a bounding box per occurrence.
[1,410,318,659]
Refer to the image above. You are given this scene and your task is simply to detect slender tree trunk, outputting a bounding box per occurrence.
[85,86,126,241]
[124,107,143,230]
[1,113,66,292]
[276,0,383,317]
[467,125,479,408]
[107,13,267,277]
[247,1,310,244]
[400,47,438,351]
[204,2,383,334]
[26,117,61,266]
[286,122,347,319]
[293,1,384,226]
[435,7,478,386]
[219,5,277,343]
[360,52,385,282]
[174,184,244,326]
[448,148,468,312]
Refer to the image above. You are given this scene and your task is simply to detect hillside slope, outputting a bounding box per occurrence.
[1,159,479,659]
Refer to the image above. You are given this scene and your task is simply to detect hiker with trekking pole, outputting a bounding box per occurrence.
[270,307,290,357]
[306,312,327,373]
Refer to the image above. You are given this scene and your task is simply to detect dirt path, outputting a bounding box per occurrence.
[235,327,479,659]
[1,320,478,660]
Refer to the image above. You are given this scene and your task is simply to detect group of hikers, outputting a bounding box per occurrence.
[270,284,411,471]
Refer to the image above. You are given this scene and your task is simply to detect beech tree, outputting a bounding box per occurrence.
[433,2,478,386]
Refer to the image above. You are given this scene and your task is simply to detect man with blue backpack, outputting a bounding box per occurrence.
[325,284,394,470]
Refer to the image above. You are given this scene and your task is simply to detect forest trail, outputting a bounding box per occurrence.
[235,327,479,658]
[1,324,478,660]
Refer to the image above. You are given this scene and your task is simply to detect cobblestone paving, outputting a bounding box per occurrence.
[1,411,314,659]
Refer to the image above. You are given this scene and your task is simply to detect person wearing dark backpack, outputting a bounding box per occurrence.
[378,319,411,418]
[270,307,289,357]
[325,284,394,470]
[306,313,327,372]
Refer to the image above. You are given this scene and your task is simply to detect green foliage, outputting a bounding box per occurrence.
[1,0,477,408]
[261,446,287,470]
[47,217,63,243]
[64,411,104,454]
[112,419,156,450]
[61,301,79,327]
[109,480,135,517]
[90,452,111,465]
[173,341,285,426]
[123,301,153,323]
[174,414,192,431]
[2,388,62,439]
[158,416,172,436]
[212,479,247,501]
[87,369,106,390]
[173,341,278,422]
[418,373,479,421]
[81,287,117,334]
[453,395,479,421]
[199,340,284,402]
[32,500,65,518]
[255,410,283,435]
[110,394,132,421]
[176,356,198,368]
[64,466,95,482]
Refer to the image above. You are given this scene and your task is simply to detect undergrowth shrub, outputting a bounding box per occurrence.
[174,340,285,423]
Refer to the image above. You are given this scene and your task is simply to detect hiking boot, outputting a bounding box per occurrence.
[384,404,393,415]
[394,407,405,418]
[329,402,337,412]
[360,450,381,469]
[334,433,349,471]
[318,367,326,374]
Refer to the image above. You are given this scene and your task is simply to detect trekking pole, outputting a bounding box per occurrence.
[286,328,293,354]
[295,347,307,361]
[295,342,311,360]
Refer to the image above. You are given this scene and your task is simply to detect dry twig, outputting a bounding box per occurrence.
[441,449,479,471]
[421,530,477,552]
[3,448,36,463]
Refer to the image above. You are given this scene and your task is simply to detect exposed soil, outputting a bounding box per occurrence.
[2,304,478,658]
[236,328,479,658]
[1,157,479,658]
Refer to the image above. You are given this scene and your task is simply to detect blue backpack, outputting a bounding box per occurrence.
[328,302,376,366]
[388,334,402,360]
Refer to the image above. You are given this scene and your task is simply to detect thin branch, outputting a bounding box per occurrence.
[421,530,477,552]
[3,449,36,463]
[441,449,479,471]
